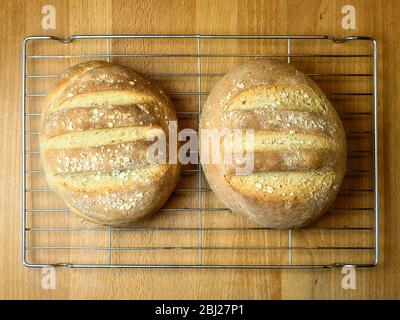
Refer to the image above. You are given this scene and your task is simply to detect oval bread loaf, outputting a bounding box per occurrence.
[200,59,346,229]
[40,61,180,226]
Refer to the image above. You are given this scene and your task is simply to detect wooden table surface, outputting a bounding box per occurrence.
[0,0,399,299]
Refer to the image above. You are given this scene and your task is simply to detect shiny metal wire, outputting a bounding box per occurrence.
[22,34,379,269]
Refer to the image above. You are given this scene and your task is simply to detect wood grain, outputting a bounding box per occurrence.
[0,0,398,299]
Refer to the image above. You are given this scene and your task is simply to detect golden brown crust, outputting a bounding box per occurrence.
[47,165,179,226]
[44,61,171,115]
[225,149,337,173]
[200,59,346,229]
[42,104,161,138]
[40,61,180,226]
[221,109,334,137]
[44,140,155,174]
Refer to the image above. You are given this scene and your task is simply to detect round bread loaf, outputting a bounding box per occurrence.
[200,59,346,229]
[40,61,180,226]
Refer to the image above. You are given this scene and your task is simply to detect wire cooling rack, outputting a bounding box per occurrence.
[22,34,379,269]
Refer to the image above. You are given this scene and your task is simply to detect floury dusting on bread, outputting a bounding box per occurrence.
[40,60,181,226]
[39,59,346,229]
[199,59,347,229]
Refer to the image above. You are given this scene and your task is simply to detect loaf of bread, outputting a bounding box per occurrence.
[200,59,346,229]
[40,61,180,226]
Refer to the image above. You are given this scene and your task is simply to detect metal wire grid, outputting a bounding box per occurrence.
[22,34,379,269]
